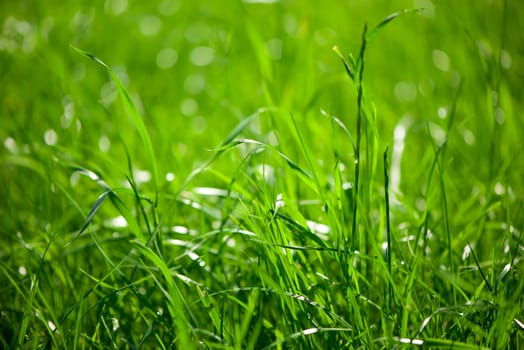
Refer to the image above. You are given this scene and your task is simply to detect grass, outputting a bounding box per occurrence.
[1,0,523,349]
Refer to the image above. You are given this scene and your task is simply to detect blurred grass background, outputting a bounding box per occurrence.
[2,1,522,176]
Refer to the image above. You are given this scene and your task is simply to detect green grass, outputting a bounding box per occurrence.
[1,1,523,349]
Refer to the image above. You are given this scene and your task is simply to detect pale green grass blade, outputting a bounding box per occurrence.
[206,137,318,194]
[320,109,356,153]
[72,46,158,203]
[332,45,354,81]
[244,21,274,84]
[365,9,420,44]
[182,107,278,188]
[287,113,325,201]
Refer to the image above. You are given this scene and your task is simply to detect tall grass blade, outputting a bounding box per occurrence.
[350,23,367,251]
[383,147,393,313]
[72,46,159,204]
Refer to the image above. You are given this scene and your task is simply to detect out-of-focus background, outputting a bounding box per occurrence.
[2,1,521,178]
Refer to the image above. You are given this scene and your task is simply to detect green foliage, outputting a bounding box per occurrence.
[1,0,523,349]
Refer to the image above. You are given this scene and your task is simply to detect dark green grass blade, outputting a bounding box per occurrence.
[383,147,394,313]
[131,240,196,348]
[271,211,329,249]
[67,190,112,245]
[67,188,144,245]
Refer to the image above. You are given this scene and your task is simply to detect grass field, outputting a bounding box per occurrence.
[1,0,523,348]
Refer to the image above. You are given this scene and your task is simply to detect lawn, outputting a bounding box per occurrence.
[1,0,523,348]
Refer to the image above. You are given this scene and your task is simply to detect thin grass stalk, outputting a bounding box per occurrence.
[467,243,493,293]
[72,288,86,350]
[437,153,456,303]
[383,147,393,313]
[351,23,368,251]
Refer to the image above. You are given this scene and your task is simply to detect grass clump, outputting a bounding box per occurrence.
[1,1,523,349]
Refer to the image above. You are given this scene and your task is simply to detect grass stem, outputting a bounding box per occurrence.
[350,23,368,251]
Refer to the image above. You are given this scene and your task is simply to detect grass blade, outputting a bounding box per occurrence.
[383,147,394,313]
[67,190,112,245]
[131,240,195,348]
[72,46,158,204]
[366,9,420,44]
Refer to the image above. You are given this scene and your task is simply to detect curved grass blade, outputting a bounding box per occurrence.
[67,184,144,245]
[66,190,112,246]
[72,46,158,204]
[320,109,356,153]
[181,107,278,188]
[366,9,421,45]
[332,45,354,81]
[66,165,144,246]
[224,137,317,194]
[270,210,329,249]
